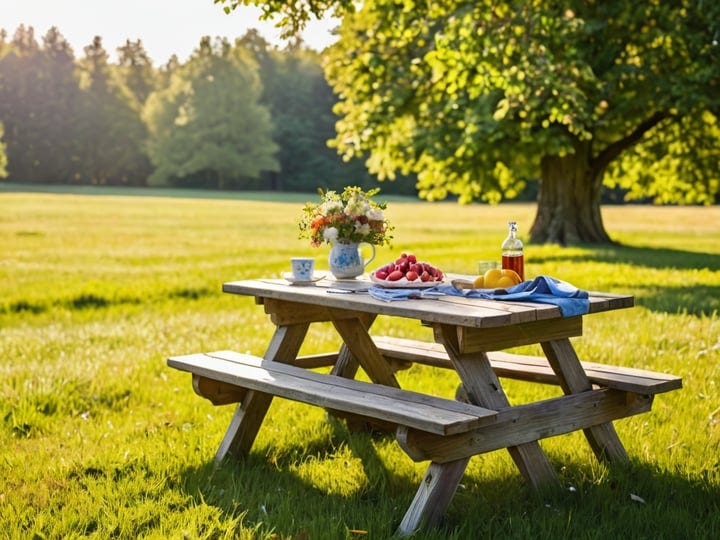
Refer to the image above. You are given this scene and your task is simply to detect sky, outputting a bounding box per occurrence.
[1,0,339,65]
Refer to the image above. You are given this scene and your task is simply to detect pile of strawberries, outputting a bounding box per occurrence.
[372,253,444,283]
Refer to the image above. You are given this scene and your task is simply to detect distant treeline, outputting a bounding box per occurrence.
[0,25,420,195]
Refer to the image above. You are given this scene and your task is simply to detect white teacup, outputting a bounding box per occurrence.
[291,257,315,281]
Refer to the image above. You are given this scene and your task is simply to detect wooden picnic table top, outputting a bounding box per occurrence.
[222,275,634,329]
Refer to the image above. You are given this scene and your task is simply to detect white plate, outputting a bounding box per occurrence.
[370,272,443,289]
[282,272,326,285]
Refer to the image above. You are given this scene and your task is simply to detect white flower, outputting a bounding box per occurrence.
[355,222,371,237]
[323,227,339,243]
[323,201,343,214]
[366,208,384,221]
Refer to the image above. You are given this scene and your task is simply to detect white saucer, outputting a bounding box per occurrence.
[282,272,326,285]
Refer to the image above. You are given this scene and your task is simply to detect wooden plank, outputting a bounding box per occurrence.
[210,350,495,421]
[214,323,308,462]
[397,459,469,536]
[192,376,246,405]
[169,351,497,436]
[541,338,629,463]
[371,336,682,394]
[263,323,310,364]
[397,388,654,463]
[263,297,363,325]
[263,298,329,325]
[588,292,635,312]
[437,324,560,491]
[330,312,376,380]
[331,314,399,387]
[292,352,338,369]
[215,390,273,463]
[222,280,635,329]
[434,296,540,326]
[457,316,583,352]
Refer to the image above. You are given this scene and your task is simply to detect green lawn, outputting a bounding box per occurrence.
[1,187,718,539]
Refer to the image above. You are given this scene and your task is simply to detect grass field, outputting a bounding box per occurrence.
[1,185,719,539]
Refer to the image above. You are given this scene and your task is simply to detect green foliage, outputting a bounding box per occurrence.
[321,0,719,207]
[1,24,394,195]
[116,39,157,108]
[236,31,414,195]
[606,111,720,204]
[143,37,280,189]
[0,27,153,186]
[1,187,719,538]
[75,36,153,185]
[0,26,80,183]
[216,0,356,38]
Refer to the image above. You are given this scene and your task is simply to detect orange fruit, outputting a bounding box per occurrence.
[501,269,522,285]
[482,268,503,287]
[496,276,516,288]
[472,268,523,289]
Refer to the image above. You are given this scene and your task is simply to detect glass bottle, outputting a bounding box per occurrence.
[501,221,524,280]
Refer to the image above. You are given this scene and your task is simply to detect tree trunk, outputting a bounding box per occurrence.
[529,141,613,245]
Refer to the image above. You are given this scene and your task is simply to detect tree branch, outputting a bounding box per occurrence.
[592,110,672,173]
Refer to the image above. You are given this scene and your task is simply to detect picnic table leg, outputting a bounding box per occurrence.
[214,323,309,463]
[397,459,469,537]
[330,313,377,380]
[541,339,629,463]
[437,325,561,491]
[331,314,399,388]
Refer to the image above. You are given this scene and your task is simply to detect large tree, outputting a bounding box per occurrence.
[223,0,720,244]
[238,30,393,193]
[142,37,279,189]
[116,39,156,108]
[75,36,151,185]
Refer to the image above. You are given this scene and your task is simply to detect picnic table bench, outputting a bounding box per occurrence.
[168,276,682,536]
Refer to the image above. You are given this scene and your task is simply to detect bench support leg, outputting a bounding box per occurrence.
[214,323,309,463]
[215,391,273,463]
[437,325,561,491]
[397,459,469,537]
[330,314,376,380]
[541,339,629,463]
[331,313,398,387]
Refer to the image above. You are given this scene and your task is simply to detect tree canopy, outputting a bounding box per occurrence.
[227,0,720,244]
[1,24,398,193]
[143,37,279,188]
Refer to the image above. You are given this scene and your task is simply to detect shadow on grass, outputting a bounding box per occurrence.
[534,244,720,316]
[178,431,419,539]
[633,283,720,316]
[1,286,213,316]
[533,244,720,272]
[175,425,720,539]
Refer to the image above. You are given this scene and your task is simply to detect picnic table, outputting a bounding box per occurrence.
[168,275,681,536]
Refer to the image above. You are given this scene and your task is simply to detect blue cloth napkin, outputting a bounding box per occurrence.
[367,286,445,302]
[368,275,589,317]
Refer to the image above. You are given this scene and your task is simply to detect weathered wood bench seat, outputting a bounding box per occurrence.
[168,350,497,437]
[294,336,682,396]
[370,336,682,395]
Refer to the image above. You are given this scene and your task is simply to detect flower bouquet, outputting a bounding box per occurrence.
[298,186,392,247]
[298,186,393,279]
